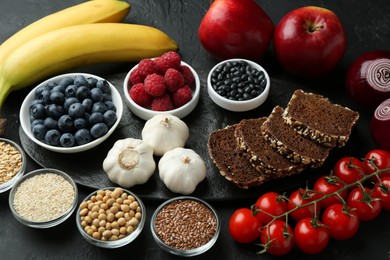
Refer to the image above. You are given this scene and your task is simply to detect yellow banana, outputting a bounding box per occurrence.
[0,0,130,64]
[0,23,179,108]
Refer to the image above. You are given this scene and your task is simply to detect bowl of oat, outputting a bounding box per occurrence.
[0,138,26,193]
[150,196,220,257]
[8,168,78,228]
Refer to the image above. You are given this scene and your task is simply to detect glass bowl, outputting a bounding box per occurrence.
[76,187,146,248]
[0,138,26,193]
[207,58,270,112]
[150,196,220,257]
[8,168,78,228]
[19,73,123,153]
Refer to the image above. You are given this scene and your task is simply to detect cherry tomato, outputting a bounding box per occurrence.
[294,218,330,254]
[287,189,321,222]
[333,156,365,185]
[253,192,287,225]
[321,203,360,240]
[372,176,390,211]
[312,175,348,208]
[260,220,294,256]
[228,208,262,244]
[347,187,383,222]
[363,149,390,179]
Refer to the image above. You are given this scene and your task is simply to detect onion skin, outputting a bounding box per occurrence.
[371,98,390,152]
[346,50,390,111]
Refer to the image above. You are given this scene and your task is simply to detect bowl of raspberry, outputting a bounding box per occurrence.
[19,73,123,153]
[123,51,200,120]
[207,58,270,112]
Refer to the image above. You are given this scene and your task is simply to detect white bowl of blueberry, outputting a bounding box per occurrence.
[20,73,123,153]
[207,58,270,112]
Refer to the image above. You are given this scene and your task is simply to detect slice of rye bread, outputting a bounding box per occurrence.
[283,89,360,147]
[235,118,305,177]
[261,106,331,168]
[208,124,267,189]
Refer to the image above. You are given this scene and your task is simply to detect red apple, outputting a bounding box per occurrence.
[274,6,347,78]
[198,0,274,61]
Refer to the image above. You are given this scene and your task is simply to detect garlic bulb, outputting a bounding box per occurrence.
[158,147,206,195]
[103,138,155,188]
[141,114,189,156]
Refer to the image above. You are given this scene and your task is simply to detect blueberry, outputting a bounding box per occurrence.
[65,85,77,97]
[82,98,93,112]
[60,133,75,147]
[46,104,65,119]
[30,98,44,107]
[76,85,91,100]
[102,93,112,102]
[90,123,108,139]
[30,103,46,119]
[50,91,65,105]
[74,118,87,130]
[34,85,50,99]
[58,114,74,133]
[47,81,57,89]
[74,128,92,145]
[103,110,117,128]
[31,119,44,128]
[96,79,110,93]
[68,102,85,118]
[64,97,79,111]
[91,102,107,114]
[59,77,74,89]
[87,77,98,88]
[39,89,52,104]
[74,75,90,88]
[89,112,103,125]
[104,101,116,112]
[43,117,58,130]
[90,88,103,102]
[45,129,61,146]
[32,124,47,141]
[52,84,66,94]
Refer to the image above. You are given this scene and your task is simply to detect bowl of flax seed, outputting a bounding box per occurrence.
[0,138,26,193]
[150,196,220,257]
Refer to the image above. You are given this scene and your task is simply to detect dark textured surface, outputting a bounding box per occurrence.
[0,0,389,259]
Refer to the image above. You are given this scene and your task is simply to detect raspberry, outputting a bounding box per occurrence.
[180,65,195,87]
[129,83,153,108]
[151,94,174,111]
[155,51,181,74]
[164,68,185,92]
[137,58,158,76]
[144,73,166,97]
[172,85,192,108]
[129,67,145,85]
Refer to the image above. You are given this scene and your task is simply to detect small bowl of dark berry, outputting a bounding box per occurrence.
[123,51,200,120]
[19,73,123,153]
[207,58,270,112]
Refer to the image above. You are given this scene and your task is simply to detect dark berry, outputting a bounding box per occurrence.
[90,123,108,139]
[58,114,74,133]
[74,128,92,145]
[32,124,46,141]
[60,133,75,147]
[45,129,61,146]
[68,103,85,118]
[103,110,117,128]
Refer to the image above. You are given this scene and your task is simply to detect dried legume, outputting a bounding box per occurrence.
[13,172,75,222]
[0,141,23,185]
[79,188,142,241]
[154,199,217,250]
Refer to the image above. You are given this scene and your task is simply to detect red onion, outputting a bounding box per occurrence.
[346,50,390,111]
[371,98,390,152]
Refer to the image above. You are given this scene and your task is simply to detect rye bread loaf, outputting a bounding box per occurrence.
[283,89,360,147]
[235,118,305,178]
[261,106,331,168]
[208,124,267,189]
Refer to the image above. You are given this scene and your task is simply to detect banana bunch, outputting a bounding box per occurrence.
[0,0,179,109]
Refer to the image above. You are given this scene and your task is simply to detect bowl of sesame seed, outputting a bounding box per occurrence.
[0,138,26,193]
[8,168,78,228]
[75,187,146,248]
[150,196,220,257]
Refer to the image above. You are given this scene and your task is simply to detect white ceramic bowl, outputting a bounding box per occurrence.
[123,61,200,120]
[207,58,270,112]
[8,168,78,228]
[0,138,26,193]
[20,73,123,153]
[150,196,220,257]
[76,187,146,248]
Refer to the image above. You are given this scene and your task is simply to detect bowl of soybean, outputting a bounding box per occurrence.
[8,168,78,228]
[207,58,270,112]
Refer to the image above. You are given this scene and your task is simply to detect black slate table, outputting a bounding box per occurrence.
[0,0,389,259]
